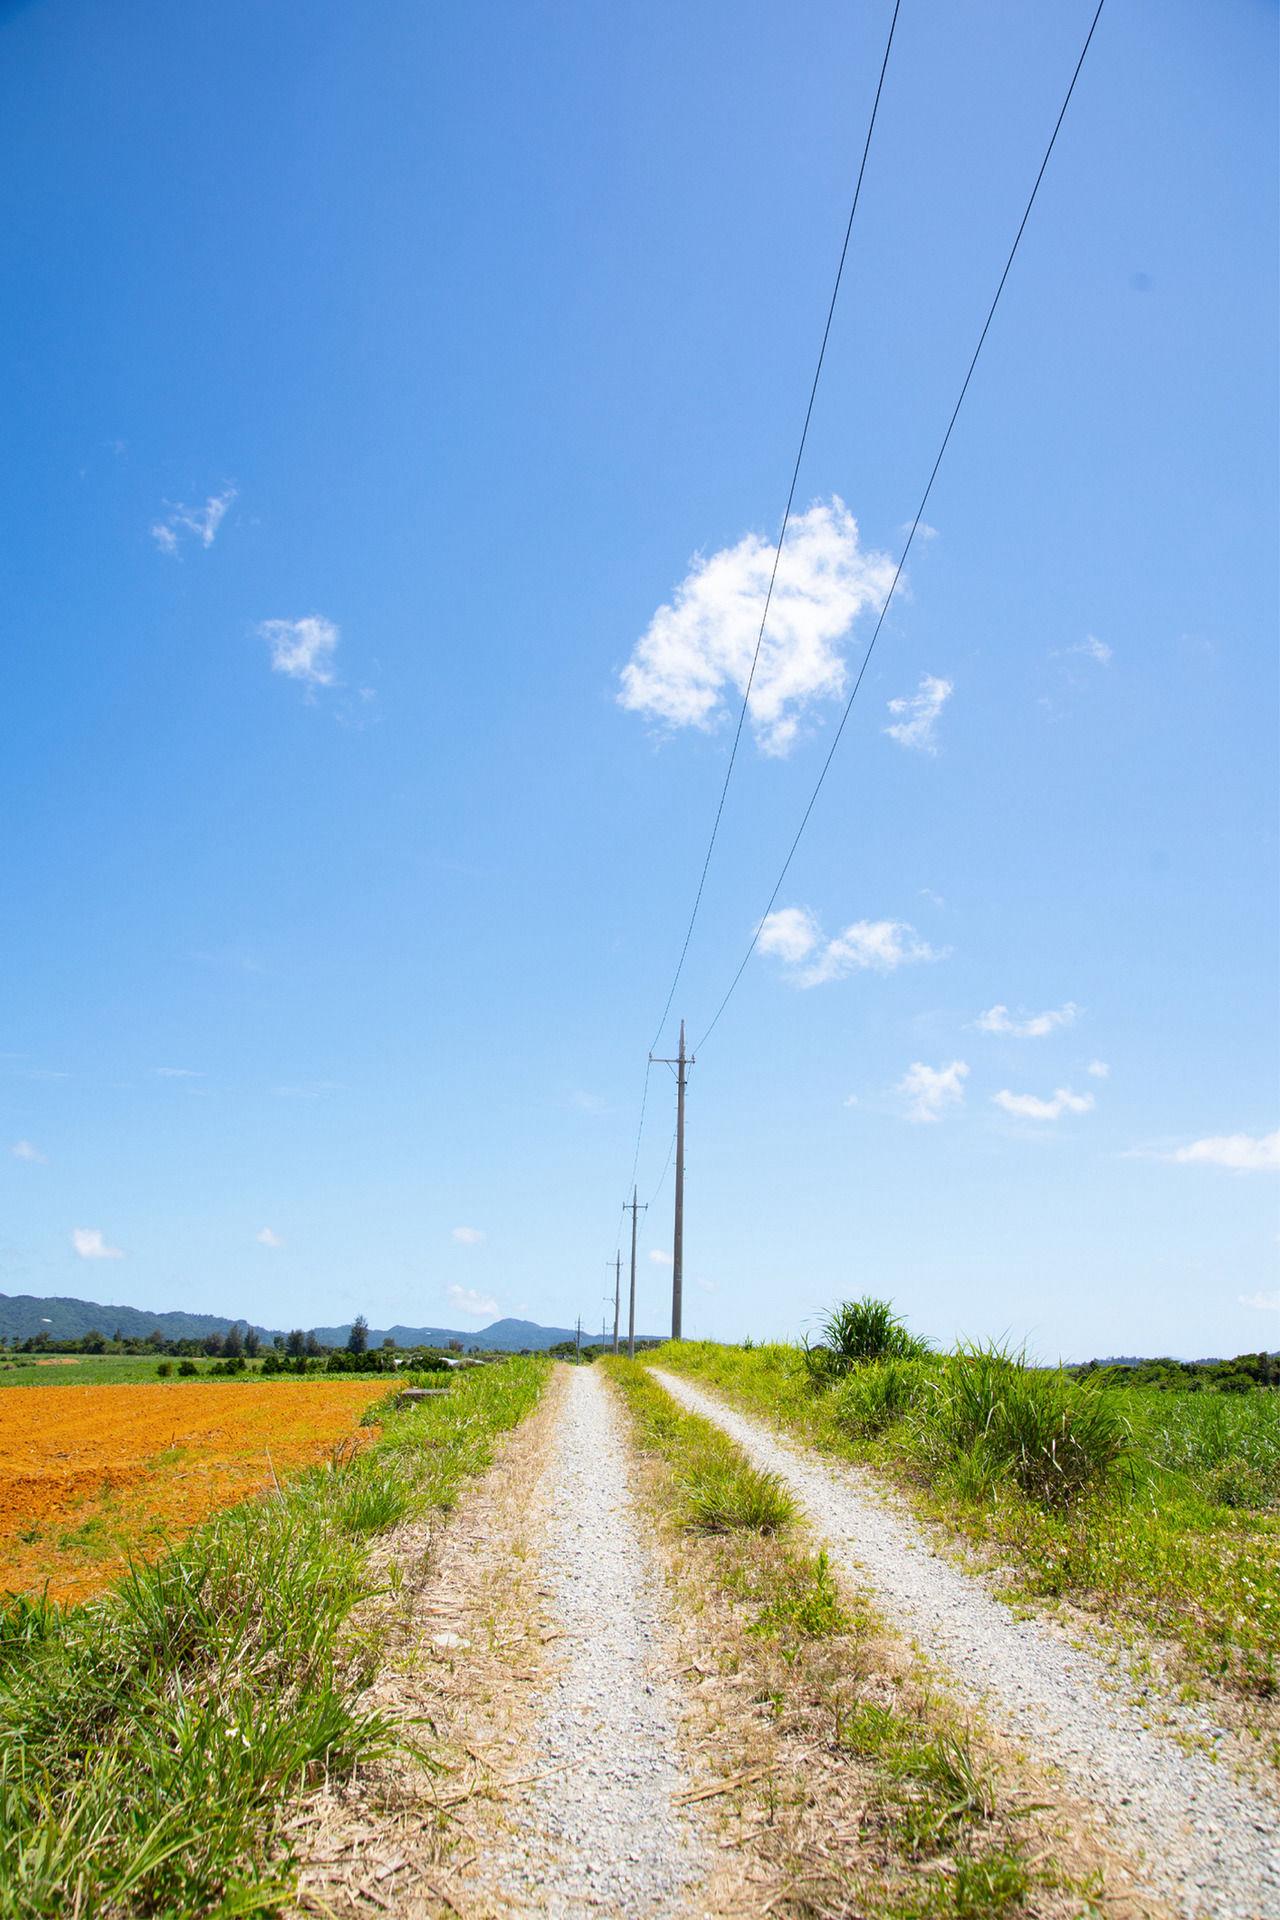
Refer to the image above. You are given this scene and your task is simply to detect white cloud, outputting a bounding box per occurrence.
[843,1094,859,1108]
[649,1248,673,1266]
[757,905,821,965]
[72,1227,123,1260]
[259,616,339,688]
[1071,634,1112,665]
[976,1002,1079,1038]
[760,907,943,988]
[256,1227,284,1248]
[1240,1291,1280,1311]
[570,1090,609,1115]
[994,1087,1094,1121]
[884,674,953,754]
[151,488,235,554]
[451,1226,485,1245]
[899,1059,968,1124]
[1087,1060,1110,1079]
[448,1284,499,1319]
[1169,1131,1280,1173]
[154,1066,203,1079]
[10,1140,45,1163]
[618,498,895,756]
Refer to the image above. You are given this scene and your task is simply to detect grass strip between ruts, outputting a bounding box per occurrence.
[0,1358,548,1920]
[604,1358,1099,1920]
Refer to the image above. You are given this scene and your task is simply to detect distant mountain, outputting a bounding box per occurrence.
[0,1292,275,1344]
[0,1293,658,1353]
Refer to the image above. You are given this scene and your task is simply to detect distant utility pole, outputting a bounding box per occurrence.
[574,1315,581,1359]
[626,1186,647,1360]
[650,1019,693,1340]
[611,1251,621,1354]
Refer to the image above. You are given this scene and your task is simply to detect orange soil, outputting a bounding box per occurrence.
[0,1380,390,1604]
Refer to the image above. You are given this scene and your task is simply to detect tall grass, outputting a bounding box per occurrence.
[906,1344,1133,1510]
[0,1358,546,1918]
[806,1296,931,1385]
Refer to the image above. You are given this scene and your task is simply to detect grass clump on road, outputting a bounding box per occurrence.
[606,1359,1080,1920]
[657,1324,1280,1704]
[0,1359,546,1920]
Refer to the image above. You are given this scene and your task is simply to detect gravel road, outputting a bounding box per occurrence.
[651,1368,1280,1920]
[488,1365,706,1917]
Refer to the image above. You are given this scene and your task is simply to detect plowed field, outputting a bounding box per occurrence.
[0,1380,391,1604]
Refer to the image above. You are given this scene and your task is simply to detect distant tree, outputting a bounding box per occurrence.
[113,1327,123,1342]
[156,1361,172,1378]
[448,1339,463,1354]
[223,1324,244,1359]
[272,1333,285,1351]
[203,1332,225,1357]
[178,1359,199,1377]
[242,1326,260,1357]
[381,1335,396,1351]
[304,1330,322,1357]
[347,1315,369,1355]
[83,1328,107,1354]
[285,1329,306,1358]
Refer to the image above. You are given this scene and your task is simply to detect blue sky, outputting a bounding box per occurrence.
[1,0,1275,1359]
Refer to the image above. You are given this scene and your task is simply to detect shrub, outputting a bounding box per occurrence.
[908,1344,1132,1510]
[832,1355,935,1437]
[805,1296,930,1385]
[680,1460,795,1535]
[155,1362,172,1378]
[177,1359,198,1378]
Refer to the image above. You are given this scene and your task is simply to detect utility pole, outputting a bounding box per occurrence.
[626,1186,647,1360]
[574,1315,581,1360]
[611,1251,621,1354]
[650,1019,693,1340]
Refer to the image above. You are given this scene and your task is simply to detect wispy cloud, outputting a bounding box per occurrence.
[976,1002,1079,1038]
[72,1226,123,1260]
[10,1140,45,1163]
[759,907,943,988]
[154,1066,203,1080]
[448,1283,498,1318]
[1240,1290,1280,1311]
[1071,634,1112,665]
[843,1094,859,1109]
[649,1248,673,1266]
[256,1227,284,1249]
[884,674,953,754]
[1087,1060,1110,1079]
[994,1087,1094,1121]
[451,1226,485,1245]
[618,498,894,756]
[151,488,235,554]
[570,1090,609,1115]
[1166,1131,1280,1173]
[258,616,339,688]
[899,1059,968,1124]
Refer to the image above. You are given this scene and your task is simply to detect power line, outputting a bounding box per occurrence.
[646,0,903,1060]
[696,0,1108,1054]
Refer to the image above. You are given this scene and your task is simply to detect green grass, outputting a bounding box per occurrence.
[605,1359,1075,1918]
[0,1355,237,1388]
[656,1338,1280,1701]
[0,1357,547,1918]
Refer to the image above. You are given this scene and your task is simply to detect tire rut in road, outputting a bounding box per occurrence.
[650,1368,1280,1920]
[476,1364,709,1918]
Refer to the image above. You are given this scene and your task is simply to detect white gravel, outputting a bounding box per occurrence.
[651,1368,1280,1920]
[490,1365,706,1916]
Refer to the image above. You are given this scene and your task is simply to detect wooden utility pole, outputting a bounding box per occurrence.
[574,1315,581,1359]
[626,1186,647,1359]
[651,1019,693,1340]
